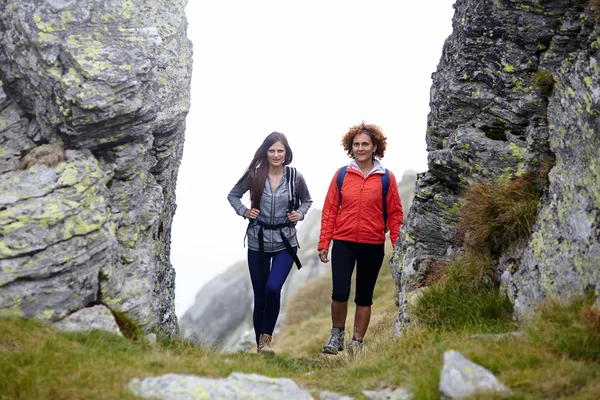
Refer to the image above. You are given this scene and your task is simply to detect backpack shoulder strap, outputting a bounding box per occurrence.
[381,168,390,223]
[336,166,348,205]
[285,166,297,210]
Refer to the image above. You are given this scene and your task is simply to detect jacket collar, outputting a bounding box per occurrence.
[348,159,385,177]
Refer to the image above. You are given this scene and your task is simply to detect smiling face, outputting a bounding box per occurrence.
[352,132,377,163]
[267,141,286,168]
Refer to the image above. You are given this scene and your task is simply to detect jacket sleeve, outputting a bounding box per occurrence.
[318,170,341,251]
[386,170,404,246]
[295,171,313,221]
[227,177,250,218]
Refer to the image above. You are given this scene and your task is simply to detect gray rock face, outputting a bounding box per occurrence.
[179,259,254,347]
[129,372,314,400]
[0,150,115,320]
[0,0,192,336]
[392,0,600,334]
[54,304,122,335]
[439,350,509,399]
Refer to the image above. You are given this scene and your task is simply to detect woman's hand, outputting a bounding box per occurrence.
[318,249,329,263]
[287,210,299,223]
[245,208,260,219]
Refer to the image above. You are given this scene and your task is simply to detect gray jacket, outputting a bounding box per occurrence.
[227,168,312,252]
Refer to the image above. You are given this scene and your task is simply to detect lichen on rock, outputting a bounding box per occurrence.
[0,0,192,336]
[392,0,600,336]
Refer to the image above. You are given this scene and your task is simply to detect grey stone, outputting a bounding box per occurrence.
[439,350,509,399]
[362,387,412,400]
[0,151,115,321]
[54,305,122,336]
[146,333,157,345]
[318,390,354,400]
[128,372,314,400]
[0,0,192,336]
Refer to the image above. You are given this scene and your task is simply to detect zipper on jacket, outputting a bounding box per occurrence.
[269,178,276,252]
[356,176,365,242]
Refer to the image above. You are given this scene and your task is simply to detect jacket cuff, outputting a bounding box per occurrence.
[237,206,248,218]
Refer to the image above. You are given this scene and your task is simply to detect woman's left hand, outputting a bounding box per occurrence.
[287,210,299,223]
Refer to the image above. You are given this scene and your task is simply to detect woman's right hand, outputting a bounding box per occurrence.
[318,249,329,263]
[245,208,260,219]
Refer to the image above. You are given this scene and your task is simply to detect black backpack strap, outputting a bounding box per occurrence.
[285,166,297,211]
[256,220,303,279]
[280,230,302,270]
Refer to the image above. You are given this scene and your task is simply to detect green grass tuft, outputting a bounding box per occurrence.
[109,308,143,341]
[457,164,550,256]
[525,296,600,362]
[442,252,498,290]
[412,284,514,332]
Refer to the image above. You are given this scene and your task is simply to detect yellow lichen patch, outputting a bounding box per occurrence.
[0,242,13,257]
[61,9,75,25]
[57,164,79,186]
[121,0,135,20]
[37,32,58,44]
[509,142,527,159]
[61,67,82,87]
[503,64,515,73]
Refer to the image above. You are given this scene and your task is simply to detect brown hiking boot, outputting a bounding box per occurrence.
[258,333,275,355]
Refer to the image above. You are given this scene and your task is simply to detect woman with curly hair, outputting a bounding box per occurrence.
[228,132,312,354]
[318,122,403,355]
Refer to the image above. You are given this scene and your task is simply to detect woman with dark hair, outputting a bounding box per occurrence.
[228,132,312,354]
[318,122,403,355]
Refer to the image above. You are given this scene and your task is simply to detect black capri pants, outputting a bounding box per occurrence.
[331,240,385,306]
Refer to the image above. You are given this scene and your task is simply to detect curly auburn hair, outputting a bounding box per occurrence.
[341,122,387,159]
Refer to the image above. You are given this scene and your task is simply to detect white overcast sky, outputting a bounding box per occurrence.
[171,1,456,317]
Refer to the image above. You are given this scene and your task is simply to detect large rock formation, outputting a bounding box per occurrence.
[393,0,600,335]
[0,0,192,336]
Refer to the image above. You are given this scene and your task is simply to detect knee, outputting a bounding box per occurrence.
[332,288,350,302]
[254,295,266,310]
[354,298,373,307]
[265,283,281,299]
[354,293,373,307]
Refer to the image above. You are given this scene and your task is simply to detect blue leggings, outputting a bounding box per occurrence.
[247,247,296,345]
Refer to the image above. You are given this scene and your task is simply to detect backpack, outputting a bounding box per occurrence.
[285,165,299,212]
[336,166,390,232]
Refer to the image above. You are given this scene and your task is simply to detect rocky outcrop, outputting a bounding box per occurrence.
[392,0,600,334]
[0,0,192,336]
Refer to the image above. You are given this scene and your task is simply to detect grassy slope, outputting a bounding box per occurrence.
[2,252,599,400]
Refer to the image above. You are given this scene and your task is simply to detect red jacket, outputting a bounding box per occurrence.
[318,163,404,250]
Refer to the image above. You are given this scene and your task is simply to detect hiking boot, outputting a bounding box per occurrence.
[258,333,275,355]
[348,339,364,356]
[322,328,345,355]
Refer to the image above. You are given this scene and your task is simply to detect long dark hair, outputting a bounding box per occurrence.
[237,132,293,209]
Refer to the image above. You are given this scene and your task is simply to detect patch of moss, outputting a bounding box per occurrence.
[532,70,554,97]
